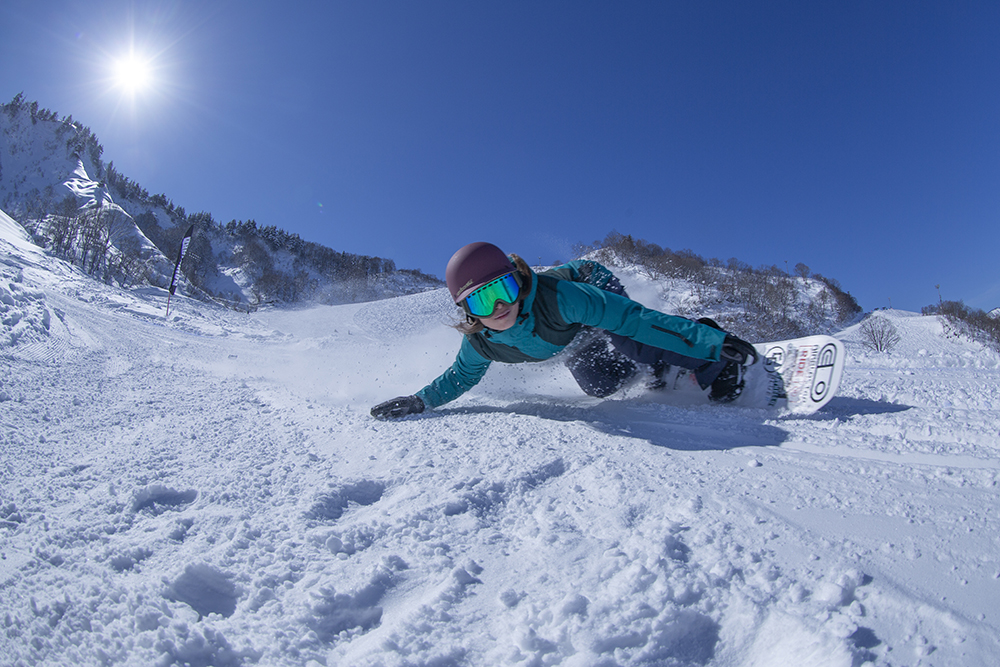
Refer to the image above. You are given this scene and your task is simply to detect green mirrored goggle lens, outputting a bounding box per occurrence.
[463,272,520,317]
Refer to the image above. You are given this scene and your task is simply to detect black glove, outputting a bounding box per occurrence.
[370,395,425,420]
[720,333,758,365]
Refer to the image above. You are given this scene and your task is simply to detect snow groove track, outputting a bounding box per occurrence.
[2,235,1000,665]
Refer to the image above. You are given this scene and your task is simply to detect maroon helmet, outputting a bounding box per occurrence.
[446,242,515,303]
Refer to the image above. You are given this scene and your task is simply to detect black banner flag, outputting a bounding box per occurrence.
[166,225,194,317]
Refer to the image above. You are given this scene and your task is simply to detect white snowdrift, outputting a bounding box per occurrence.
[1,211,999,667]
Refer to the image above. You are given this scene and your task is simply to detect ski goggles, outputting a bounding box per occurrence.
[461,271,521,318]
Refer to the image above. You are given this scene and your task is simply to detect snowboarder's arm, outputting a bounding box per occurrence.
[415,338,493,409]
[555,281,725,361]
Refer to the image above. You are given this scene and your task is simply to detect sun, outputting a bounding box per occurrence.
[112,53,153,94]
[95,29,181,120]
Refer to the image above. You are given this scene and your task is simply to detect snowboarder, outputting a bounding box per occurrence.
[370,241,756,419]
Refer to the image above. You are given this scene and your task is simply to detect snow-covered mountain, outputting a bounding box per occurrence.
[3,209,999,666]
[0,96,442,309]
[3,96,870,333]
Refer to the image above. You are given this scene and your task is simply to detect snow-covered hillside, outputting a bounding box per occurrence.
[1,98,441,308]
[2,210,999,667]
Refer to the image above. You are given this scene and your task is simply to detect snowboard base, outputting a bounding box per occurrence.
[645,335,845,415]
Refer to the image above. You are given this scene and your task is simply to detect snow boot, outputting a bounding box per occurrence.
[695,317,754,403]
[708,360,746,403]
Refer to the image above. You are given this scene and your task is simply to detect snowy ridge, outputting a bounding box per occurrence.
[1,99,442,308]
[2,216,1000,666]
[0,103,105,211]
[0,103,188,290]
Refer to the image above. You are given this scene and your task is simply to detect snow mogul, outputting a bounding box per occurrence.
[371,241,756,419]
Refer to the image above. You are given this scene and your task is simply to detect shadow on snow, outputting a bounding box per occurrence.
[802,396,913,421]
[432,400,789,452]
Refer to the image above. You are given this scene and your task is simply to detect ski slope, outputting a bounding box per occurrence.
[2,212,999,667]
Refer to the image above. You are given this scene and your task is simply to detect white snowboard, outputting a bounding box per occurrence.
[746,335,845,414]
[648,335,846,415]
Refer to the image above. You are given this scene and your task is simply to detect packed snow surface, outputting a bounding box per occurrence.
[2,212,999,666]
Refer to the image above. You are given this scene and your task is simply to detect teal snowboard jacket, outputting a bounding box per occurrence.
[415,260,726,409]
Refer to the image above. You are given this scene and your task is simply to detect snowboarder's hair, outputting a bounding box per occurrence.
[454,254,533,335]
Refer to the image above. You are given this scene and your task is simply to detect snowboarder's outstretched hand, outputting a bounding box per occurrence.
[371,395,425,420]
[721,334,758,365]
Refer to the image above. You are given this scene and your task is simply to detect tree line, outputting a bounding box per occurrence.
[4,93,104,172]
[923,300,1000,353]
[576,231,862,340]
[19,198,148,288]
[131,209,417,306]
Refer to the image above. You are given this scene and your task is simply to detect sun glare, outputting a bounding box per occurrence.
[113,54,153,94]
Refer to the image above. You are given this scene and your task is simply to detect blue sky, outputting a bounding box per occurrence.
[2,1,998,312]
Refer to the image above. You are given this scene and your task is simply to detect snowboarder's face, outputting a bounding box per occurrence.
[479,300,519,331]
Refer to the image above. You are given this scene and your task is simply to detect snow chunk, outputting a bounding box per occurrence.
[745,613,854,667]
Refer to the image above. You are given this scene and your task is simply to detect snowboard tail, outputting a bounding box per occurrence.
[751,335,845,414]
[648,335,845,415]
